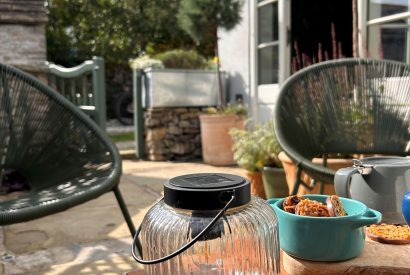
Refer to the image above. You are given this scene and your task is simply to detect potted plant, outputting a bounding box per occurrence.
[230,122,267,198]
[229,121,288,198]
[278,152,353,195]
[200,103,247,166]
[259,121,289,199]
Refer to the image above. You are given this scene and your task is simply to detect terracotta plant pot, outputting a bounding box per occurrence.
[247,171,266,199]
[278,151,353,196]
[262,167,289,199]
[199,114,244,166]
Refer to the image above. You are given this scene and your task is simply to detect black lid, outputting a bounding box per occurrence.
[164,173,251,210]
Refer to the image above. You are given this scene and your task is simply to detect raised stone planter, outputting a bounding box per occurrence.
[132,68,229,160]
[144,107,204,161]
[143,68,226,107]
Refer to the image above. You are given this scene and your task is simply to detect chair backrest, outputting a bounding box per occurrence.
[0,62,117,190]
[47,56,106,130]
[0,62,126,227]
[275,58,410,160]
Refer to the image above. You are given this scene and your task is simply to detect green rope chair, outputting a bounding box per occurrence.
[0,63,136,237]
[274,58,410,195]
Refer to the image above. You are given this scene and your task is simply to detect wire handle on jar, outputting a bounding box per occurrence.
[131,195,235,265]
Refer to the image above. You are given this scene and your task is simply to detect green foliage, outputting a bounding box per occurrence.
[129,55,164,70]
[155,49,208,69]
[206,103,247,117]
[109,132,135,143]
[177,0,244,44]
[230,121,282,172]
[259,121,282,168]
[46,0,214,67]
[47,0,139,66]
[177,0,244,108]
[206,58,218,70]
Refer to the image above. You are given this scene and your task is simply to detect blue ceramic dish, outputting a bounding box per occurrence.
[268,195,381,262]
[402,191,410,225]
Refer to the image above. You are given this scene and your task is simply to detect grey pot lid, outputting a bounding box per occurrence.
[354,156,410,168]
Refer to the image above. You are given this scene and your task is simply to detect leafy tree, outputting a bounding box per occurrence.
[46,0,213,66]
[47,0,137,66]
[177,0,244,107]
[46,0,214,98]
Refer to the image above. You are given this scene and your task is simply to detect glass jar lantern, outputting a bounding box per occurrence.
[132,173,280,274]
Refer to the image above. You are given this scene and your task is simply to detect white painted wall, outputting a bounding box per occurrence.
[257,84,280,123]
[218,0,250,106]
[218,0,290,123]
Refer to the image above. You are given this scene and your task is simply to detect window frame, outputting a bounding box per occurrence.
[360,0,410,62]
[257,0,280,85]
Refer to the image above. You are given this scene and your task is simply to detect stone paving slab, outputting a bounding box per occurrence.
[1,237,139,275]
[0,160,246,274]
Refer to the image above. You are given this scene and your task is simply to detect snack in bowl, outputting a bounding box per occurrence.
[295,199,330,217]
[283,195,306,214]
[268,194,382,261]
[326,195,348,217]
[366,223,410,244]
[283,195,347,217]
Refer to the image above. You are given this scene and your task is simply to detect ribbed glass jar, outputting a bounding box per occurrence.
[140,196,279,275]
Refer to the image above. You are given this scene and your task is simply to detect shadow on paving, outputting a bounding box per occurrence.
[0,174,167,274]
[1,159,247,274]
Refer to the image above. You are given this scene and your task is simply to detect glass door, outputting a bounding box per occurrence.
[251,0,290,122]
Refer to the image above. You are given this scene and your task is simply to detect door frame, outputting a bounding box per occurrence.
[250,0,291,122]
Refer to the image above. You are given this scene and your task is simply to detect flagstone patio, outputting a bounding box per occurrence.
[0,158,247,275]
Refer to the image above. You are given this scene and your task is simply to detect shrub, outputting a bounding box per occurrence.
[230,121,282,172]
[155,49,207,69]
[129,55,164,70]
[206,103,248,117]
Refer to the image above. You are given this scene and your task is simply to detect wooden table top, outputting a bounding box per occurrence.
[282,239,410,274]
[127,239,409,275]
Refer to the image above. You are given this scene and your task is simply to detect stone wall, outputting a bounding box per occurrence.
[0,0,48,79]
[145,107,204,161]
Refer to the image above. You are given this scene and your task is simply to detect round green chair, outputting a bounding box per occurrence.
[274,58,410,195]
[0,62,135,237]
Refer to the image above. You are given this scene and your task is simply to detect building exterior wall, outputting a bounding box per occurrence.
[218,0,250,105]
[218,0,281,122]
[0,0,48,79]
[0,25,47,73]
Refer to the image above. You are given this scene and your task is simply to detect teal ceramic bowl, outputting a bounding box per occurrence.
[268,195,381,262]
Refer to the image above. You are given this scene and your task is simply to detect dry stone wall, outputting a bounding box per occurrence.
[145,107,205,161]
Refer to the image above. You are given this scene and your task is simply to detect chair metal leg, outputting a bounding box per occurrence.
[319,181,325,194]
[291,167,303,195]
[113,185,136,238]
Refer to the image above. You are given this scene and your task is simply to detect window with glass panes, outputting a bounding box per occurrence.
[367,0,410,63]
[258,0,279,84]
